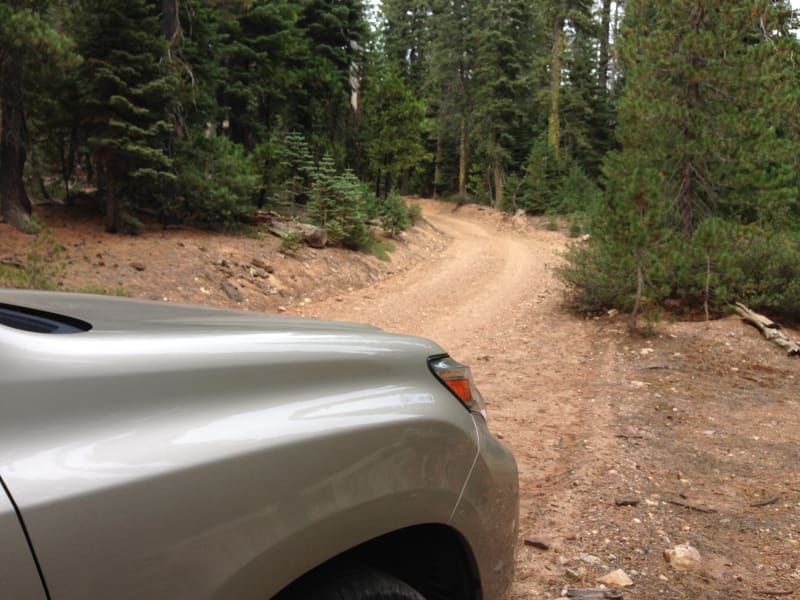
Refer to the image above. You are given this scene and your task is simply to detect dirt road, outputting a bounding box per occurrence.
[3,198,799,598]
[296,199,800,600]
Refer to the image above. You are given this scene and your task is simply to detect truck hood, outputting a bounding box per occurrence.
[0,289,383,336]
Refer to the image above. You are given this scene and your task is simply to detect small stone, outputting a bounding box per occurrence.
[615,496,640,507]
[579,553,603,566]
[130,262,146,271]
[221,280,244,303]
[524,536,551,550]
[607,309,619,317]
[564,568,583,582]
[597,568,634,587]
[664,543,701,571]
[277,306,287,313]
[251,258,274,272]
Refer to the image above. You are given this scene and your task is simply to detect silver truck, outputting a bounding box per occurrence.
[0,290,518,599]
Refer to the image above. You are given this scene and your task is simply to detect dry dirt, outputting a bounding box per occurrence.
[2,198,799,599]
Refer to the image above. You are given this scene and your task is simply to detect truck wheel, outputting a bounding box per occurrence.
[279,565,425,600]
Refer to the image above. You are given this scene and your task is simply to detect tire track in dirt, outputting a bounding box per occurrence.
[294,199,623,598]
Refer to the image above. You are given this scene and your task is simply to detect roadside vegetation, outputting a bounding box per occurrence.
[1,1,799,322]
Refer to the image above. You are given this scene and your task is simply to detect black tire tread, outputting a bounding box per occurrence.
[279,564,425,600]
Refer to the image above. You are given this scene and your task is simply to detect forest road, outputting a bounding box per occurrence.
[296,198,625,599]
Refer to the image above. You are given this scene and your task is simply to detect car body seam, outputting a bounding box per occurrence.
[448,413,481,523]
[0,475,52,600]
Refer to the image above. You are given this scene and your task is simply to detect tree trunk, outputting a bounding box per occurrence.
[493,155,505,210]
[162,0,182,47]
[0,48,33,232]
[547,0,566,162]
[629,261,644,333]
[433,131,443,199]
[97,152,121,233]
[458,116,468,196]
[400,168,409,195]
[677,2,704,236]
[383,171,391,199]
[598,0,612,92]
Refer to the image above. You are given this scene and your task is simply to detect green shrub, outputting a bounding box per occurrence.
[380,193,410,235]
[557,165,602,214]
[307,155,376,251]
[175,135,258,228]
[278,231,303,255]
[559,214,800,321]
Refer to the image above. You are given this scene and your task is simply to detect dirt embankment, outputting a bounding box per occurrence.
[2,199,799,599]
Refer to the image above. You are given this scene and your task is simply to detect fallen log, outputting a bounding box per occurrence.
[735,303,800,357]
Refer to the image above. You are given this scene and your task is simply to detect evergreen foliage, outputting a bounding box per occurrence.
[362,63,429,197]
[76,0,176,233]
[174,135,258,228]
[5,0,800,318]
[0,0,76,231]
[561,0,800,322]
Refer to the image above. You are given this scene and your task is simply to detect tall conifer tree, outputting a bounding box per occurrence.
[76,0,176,232]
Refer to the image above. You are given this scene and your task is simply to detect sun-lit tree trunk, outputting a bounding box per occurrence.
[598,0,612,92]
[0,38,33,232]
[458,116,468,195]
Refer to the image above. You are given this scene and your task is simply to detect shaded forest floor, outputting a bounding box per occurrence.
[2,199,799,599]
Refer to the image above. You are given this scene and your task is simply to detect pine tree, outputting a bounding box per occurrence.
[296,0,369,162]
[381,0,430,92]
[613,0,800,233]
[471,0,533,208]
[362,63,429,197]
[0,1,74,231]
[221,0,304,147]
[427,0,477,197]
[76,0,176,232]
[562,0,800,322]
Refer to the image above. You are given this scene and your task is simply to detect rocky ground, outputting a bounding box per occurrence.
[2,199,799,599]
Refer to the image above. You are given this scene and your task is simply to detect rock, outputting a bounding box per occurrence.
[597,569,633,587]
[664,543,701,570]
[251,258,274,272]
[221,280,244,303]
[130,261,146,271]
[523,536,551,550]
[614,497,640,507]
[579,553,603,566]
